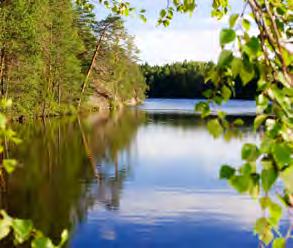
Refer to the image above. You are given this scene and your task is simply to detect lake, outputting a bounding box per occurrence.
[0,99,290,247]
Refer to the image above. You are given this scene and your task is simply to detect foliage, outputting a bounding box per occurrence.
[0,0,84,117]
[141,61,257,99]
[0,210,68,248]
[204,1,293,246]
[82,14,148,107]
[0,0,147,117]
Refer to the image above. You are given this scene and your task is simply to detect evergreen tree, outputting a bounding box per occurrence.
[39,0,84,115]
[0,0,44,114]
[141,61,257,99]
[0,1,147,116]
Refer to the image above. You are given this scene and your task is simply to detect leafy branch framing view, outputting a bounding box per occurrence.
[97,0,293,246]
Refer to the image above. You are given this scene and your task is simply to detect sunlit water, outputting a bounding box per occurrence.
[0,99,290,247]
[141,98,256,115]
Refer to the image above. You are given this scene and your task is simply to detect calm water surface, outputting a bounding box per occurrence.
[1,99,289,247]
[142,98,256,115]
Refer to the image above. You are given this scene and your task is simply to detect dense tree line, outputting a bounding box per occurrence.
[0,0,147,117]
[141,61,257,100]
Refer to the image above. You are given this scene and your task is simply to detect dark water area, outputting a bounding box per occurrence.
[0,99,291,247]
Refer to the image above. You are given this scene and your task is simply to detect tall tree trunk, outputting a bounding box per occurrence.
[0,48,5,96]
[77,25,110,109]
[42,101,46,117]
[58,81,61,106]
[77,116,100,180]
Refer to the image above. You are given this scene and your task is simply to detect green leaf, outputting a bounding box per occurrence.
[249,183,260,198]
[230,175,251,193]
[260,136,274,154]
[282,49,293,66]
[217,111,226,121]
[220,165,236,179]
[218,50,233,68]
[243,37,261,57]
[58,229,69,247]
[221,85,231,101]
[242,19,250,31]
[220,29,236,46]
[3,159,17,174]
[261,229,274,246]
[0,213,12,240]
[229,14,239,28]
[195,102,210,118]
[160,9,166,18]
[139,14,147,23]
[32,237,55,248]
[256,94,269,113]
[240,162,254,174]
[280,166,293,193]
[207,119,223,138]
[261,168,278,193]
[163,19,170,27]
[11,219,33,244]
[272,143,292,169]
[254,218,273,245]
[231,57,242,76]
[241,143,260,161]
[233,118,244,126]
[257,78,267,91]
[272,238,286,248]
[254,217,268,234]
[202,89,213,98]
[259,196,270,210]
[254,115,267,130]
[240,62,255,85]
[268,201,282,227]
[213,95,223,105]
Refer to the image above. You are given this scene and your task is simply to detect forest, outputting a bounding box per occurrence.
[0,0,147,118]
[141,61,257,99]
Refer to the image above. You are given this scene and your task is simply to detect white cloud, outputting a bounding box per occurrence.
[93,0,243,64]
[92,188,261,229]
[134,28,221,65]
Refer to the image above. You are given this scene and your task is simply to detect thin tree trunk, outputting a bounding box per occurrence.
[78,25,110,109]
[42,100,46,118]
[0,48,5,96]
[77,116,100,180]
[58,81,61,106]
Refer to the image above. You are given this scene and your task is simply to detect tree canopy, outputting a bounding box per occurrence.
[141,61,257,99]
[0,0,147,117]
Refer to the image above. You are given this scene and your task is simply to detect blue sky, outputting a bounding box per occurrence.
[94,0,241,65]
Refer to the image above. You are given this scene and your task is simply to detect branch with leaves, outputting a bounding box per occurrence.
[96,0,293,246]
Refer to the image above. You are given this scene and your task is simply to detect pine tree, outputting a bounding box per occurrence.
[39,0,84,116]
[0,1,147,116]
[0,0,44,114]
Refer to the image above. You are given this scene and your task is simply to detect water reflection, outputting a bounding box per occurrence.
[0,105,277,247]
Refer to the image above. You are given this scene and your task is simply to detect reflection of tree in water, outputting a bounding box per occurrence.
[0,109,145,243]
[81,109,145,211]
[148,112,256,140]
